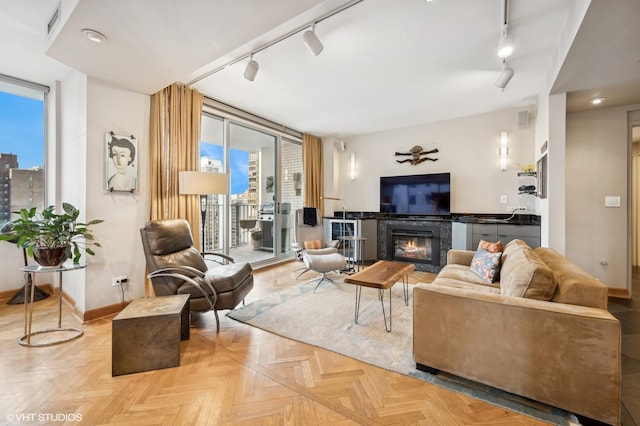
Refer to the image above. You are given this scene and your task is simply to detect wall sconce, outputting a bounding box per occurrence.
[500,131,508,171]
[349,152,356,180]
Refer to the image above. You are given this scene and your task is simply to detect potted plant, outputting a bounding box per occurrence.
[250,230,262,250]
[0,202,103,266]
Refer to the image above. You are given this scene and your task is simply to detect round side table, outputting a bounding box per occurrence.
[19,262,86,347]
[340,236,366,272]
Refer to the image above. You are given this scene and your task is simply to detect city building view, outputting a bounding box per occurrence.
[0,153,45,225]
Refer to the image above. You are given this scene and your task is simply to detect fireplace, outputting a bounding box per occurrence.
[391,229,433,264]
[389,226,440,266]
[378,219,450,272]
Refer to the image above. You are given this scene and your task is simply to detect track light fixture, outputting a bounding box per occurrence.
[497,25,514,58]
[495,60,514,89]
[243,54,259,81]
[303,24,324,56]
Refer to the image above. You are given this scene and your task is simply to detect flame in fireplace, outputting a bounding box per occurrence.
[395,238,428,258]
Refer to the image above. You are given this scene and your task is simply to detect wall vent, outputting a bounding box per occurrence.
[517,110,529,128]
[47,3,61,36]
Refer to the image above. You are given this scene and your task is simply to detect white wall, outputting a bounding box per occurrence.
[83,78,150,311]
[566,103,640,290]
[325,106,537,214]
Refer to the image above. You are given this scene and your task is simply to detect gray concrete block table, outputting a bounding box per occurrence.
[112,294,190,376]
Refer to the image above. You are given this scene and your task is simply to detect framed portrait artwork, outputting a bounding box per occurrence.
[105,132,138,193]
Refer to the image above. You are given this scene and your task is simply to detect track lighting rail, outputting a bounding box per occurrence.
[187,0,364,86]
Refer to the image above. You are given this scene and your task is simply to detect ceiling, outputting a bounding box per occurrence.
[2,0,640,137]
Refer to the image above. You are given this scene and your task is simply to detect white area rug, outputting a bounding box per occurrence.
[228,277,571,425]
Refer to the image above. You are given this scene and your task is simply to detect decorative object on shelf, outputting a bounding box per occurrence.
[518,184,536,195]
[266,176,274,193]
[105,131,137,193]
[0,202,103,266]
[395,146,439,165]
[519,163,535,173]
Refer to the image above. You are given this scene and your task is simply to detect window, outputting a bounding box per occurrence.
[0,75,48,223]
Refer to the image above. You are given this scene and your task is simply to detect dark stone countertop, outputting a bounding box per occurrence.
[451,213,540,226]
[322,211,541,225]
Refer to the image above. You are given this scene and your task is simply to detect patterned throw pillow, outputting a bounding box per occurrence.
[470,247,503,283]
[304,240,323,249]
[479,239,504,253]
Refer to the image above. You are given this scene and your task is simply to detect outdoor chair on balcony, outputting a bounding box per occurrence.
[140,218,253,332]
[292,208,346,292]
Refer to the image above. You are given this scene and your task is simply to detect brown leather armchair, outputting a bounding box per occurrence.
[140,218,253,332]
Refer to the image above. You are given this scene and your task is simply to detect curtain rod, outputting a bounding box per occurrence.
[187,0,365,86]
[204,96,303,139]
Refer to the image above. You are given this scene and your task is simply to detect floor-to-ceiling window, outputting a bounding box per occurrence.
[200,102,304,266]
[0,75,47,228]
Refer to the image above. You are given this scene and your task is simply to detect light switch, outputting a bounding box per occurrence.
[605,196,620,207]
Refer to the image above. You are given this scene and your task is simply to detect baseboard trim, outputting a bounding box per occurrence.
[0,284,53,302]
[608,288,631,299]
[83,301,130,323]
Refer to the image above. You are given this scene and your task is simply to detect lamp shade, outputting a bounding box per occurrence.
[179,171,228,195]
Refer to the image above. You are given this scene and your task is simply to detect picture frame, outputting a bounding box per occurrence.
[537,154,547,199]
[105,132,138,193]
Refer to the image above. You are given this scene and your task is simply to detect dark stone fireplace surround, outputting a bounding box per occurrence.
[377,217,452,273]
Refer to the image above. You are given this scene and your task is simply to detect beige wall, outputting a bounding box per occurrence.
[325,105,537,215]
[566,103,640,290]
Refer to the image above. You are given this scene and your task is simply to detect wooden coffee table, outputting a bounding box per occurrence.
[344,260,415,332]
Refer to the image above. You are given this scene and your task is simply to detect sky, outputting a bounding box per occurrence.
[0,92,44,169]
[1,90,250,195]
[200,142,249,195]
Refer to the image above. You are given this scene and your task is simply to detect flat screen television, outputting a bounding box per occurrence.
[379,173,451,216]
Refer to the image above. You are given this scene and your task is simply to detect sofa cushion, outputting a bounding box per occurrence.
[500,246,557,300]
[535,247,608,309]
[478,239,504,253]
[437,263,500,289]
[429,277,500,294]
[470,247,502,283]
[304,240,323,249]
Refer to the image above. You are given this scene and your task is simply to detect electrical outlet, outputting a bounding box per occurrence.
[500,195,507,204]
[112,275,128,287]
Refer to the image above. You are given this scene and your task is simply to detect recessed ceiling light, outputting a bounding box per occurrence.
[590,97,606,105]
[81,29,106,43]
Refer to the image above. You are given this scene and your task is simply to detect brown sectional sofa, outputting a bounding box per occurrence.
[413,239,621,425]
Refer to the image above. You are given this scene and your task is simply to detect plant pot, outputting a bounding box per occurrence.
[33,246,68,267]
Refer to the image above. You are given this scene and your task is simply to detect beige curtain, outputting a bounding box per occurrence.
[303,133,323,216]
[148,83,203,294]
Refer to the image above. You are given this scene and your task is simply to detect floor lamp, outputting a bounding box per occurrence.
[179,171,229,252]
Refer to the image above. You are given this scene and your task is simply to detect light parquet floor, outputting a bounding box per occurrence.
[0,262,546,425]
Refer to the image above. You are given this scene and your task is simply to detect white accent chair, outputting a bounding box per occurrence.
[292,208,346,291]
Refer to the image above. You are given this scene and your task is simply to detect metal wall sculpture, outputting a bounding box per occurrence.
[395,146,438,165]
